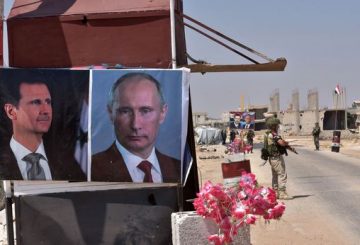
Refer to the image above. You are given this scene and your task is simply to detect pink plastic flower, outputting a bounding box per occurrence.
[193,172,286,245]
[233,204,246,219]
[208,234,225,245]
[239,172,256,185]
[245,214,257,224]
[265,202,286,219]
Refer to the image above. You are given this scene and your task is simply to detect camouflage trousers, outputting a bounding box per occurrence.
[313,135,320,150]
[269,155,287,191]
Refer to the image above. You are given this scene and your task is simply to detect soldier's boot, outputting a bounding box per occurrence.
[278,189,293,200]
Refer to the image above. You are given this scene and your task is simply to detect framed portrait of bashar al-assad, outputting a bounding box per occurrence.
[0,68,89,181]
[90,69,190,184]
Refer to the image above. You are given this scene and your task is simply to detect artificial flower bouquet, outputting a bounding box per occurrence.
[194,172,285,245]
[225,140,242,154]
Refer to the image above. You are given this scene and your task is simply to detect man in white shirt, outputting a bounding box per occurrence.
[3,80,53,180]
[91,72,180,183]
[0,75,86,181]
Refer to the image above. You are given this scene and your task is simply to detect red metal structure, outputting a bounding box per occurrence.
[7,0,187,68]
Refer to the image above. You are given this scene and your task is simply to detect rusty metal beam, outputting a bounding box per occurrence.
[181,13,274,62]
[184,22,259,64]
[182,58,287,73]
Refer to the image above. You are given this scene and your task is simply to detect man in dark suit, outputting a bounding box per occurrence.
[240,114,255,129]
[230,115,242,130]
[0,143,86,180]
[0,76,85,181]
[91,73,180,183]
[229,115,241,143]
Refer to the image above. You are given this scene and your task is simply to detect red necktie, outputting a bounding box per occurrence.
[137,161,153,183]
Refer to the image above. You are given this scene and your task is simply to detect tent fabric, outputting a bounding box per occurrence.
[9,0,171,19]
[195,127,223,145]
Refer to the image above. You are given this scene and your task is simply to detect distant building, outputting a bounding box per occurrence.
[351,101,360,131]
[249,105,268,130]
[192,112,223,128]
[192,112,208,127]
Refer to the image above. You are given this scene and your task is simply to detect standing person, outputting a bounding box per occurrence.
[246,129,255,153]
[264,117,293,200]
[220,124,228,145]
[91,72,180,183]
[241,114,255,153]
[0,78,85,180]
[312,122,321,151]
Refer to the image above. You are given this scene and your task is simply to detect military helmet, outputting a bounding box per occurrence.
[266,117,281,128]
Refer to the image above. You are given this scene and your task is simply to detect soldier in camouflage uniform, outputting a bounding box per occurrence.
[312,122,321,151]
[264,117,293,200]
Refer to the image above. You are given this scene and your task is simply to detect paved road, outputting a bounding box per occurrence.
[288,147,360,240]
[249,145,360,244]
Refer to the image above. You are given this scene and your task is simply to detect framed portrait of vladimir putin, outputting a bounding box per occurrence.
[90,69,190,184]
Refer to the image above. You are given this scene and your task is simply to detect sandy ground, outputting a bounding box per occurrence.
[196,135,360,245]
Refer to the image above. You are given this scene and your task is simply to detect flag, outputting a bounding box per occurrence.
[334,84,341,95]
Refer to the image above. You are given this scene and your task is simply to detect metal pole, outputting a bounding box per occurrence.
[2,0,10,67]
[335,95,338,130]
[184,23,259,64]
[4,181,14,245]
[344,87,347,129]
[170,0,177,69]
[181,13,274,62]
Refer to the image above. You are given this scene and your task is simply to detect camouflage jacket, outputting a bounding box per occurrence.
[312,126,321,136]
[264,130,283,157]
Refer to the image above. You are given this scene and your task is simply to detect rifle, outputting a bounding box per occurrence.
[286,145,298,155]
[259,145,298,167]
[279,145,298,156]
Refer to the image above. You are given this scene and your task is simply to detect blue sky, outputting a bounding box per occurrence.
[184,0,360,117]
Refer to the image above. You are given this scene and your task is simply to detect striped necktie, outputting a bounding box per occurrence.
[22,153,46,180]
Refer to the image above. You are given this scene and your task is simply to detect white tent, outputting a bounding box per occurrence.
[195,126,223,145]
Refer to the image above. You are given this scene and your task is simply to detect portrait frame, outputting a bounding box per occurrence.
[90,68,190,184]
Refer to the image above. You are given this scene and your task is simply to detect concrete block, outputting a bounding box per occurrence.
[172,211,250,245]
